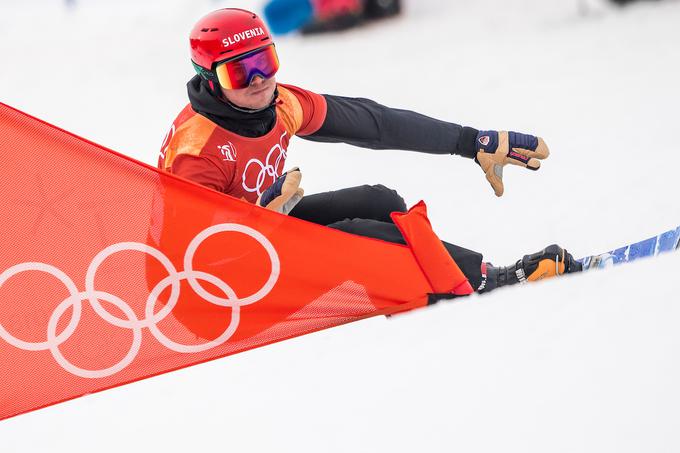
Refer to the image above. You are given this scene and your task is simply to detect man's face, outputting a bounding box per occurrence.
[220,75,277,110]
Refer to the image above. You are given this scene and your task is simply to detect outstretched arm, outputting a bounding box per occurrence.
[300,94,549,197]
[300,94,479,159]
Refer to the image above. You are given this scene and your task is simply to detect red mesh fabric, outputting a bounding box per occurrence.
[0,103,438,420]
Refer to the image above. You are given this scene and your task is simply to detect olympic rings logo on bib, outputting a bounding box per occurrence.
[0,223,280,379]
[242,131,288,196]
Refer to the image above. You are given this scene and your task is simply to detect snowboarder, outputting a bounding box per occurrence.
[158,8,582,296]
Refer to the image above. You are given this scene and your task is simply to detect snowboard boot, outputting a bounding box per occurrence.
[478,244,582,294]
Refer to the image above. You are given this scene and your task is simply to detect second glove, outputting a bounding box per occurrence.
[475,130,550,197]
[257,167,304,215]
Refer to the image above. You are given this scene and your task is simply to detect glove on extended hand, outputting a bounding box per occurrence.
[475,131,550,197]
[257,167,304,215]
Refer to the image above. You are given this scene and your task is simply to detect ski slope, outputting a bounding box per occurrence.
[1,0,680,451]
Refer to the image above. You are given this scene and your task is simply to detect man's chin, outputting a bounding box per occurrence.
[222,84,276,110]
[247,90,275,109]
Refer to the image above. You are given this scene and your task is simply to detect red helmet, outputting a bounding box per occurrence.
[190,8,274,71]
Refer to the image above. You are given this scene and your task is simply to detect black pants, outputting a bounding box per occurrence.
[289,184,483,290]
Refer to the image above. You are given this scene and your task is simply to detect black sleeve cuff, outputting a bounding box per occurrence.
[454,126,479,159]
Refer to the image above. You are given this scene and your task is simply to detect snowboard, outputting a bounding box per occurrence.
[579,226,680,270]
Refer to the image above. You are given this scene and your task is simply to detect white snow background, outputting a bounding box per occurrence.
[1,0,680,451]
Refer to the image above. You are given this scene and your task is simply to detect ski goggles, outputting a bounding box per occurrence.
[212,44,280,90]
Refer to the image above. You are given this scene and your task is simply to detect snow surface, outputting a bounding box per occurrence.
[1,0,680,451]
